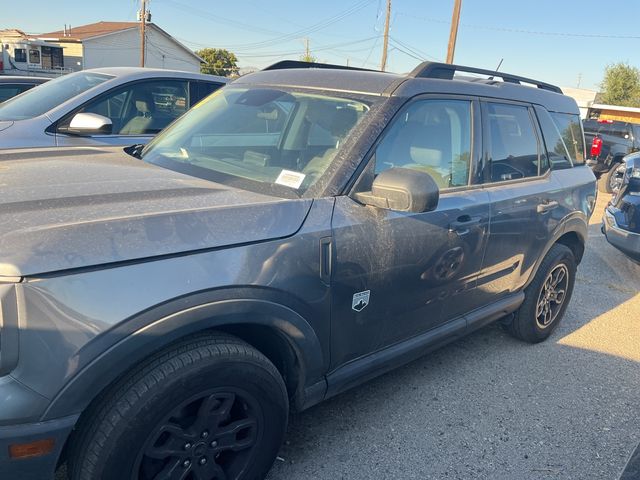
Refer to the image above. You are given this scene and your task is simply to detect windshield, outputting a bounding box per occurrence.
[0,71,112,120]
[141,87,370,196]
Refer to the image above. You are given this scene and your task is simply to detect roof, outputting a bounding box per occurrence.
[0,29,28,38]
[589,103,640,114]
[39,22,204,62]
[40,22,139,41]
[236,62,579,114]
[39,21,203,63]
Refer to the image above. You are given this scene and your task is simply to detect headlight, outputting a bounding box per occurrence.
[631,167,640,179]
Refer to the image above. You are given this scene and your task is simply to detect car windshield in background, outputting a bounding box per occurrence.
[0,72,112,120]
[141,87,370,196]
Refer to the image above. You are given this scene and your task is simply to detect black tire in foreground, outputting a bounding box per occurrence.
[508,244,576,343]
[68,333,288,480]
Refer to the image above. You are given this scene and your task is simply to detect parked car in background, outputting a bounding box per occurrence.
[0,67,227,149]
[0,76,49,103]
[0,61,596,480]
[583,118,640,193]
[602,153,640,262]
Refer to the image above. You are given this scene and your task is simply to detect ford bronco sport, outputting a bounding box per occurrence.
[0,61,596,480]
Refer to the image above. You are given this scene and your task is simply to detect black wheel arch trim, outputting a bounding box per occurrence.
[41,289,326,421]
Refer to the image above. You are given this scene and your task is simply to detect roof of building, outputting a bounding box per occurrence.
[39,21,203,63]
[0,29,29,38]
[40,22,139,41]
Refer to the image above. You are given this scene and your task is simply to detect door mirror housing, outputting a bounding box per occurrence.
[353,167,440,213]
[60,112,113,136]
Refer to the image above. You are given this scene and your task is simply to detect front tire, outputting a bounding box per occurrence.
[68,333,288,480]
[508,244,576,343]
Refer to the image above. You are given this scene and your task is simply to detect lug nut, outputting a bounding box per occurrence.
[201,431,209,438]
[184,443,192,450]
[199,457,207,465]
[210,440,218,448]
[183,459,191,468]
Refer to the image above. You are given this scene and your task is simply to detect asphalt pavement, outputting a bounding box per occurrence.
[266,195,640,480]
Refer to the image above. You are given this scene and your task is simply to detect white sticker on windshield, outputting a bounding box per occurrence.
[275,170,306,189]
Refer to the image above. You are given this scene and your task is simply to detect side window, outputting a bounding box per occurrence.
[28,49,40,64]
[14,48,27,63]
[374,99,472,189]
[486,103,542,182]
[549,112,585,165]
[0,85,28,103]
[61,80,190,136]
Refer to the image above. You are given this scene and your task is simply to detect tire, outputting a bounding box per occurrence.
[508,244,576,343]
[597,163,620,193]
[68,333,288,480]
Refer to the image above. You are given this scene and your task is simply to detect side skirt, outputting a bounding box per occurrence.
[323,292,524,402]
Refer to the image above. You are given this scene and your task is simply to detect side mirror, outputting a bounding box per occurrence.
[353,167,440,213]
[60,112,113,136]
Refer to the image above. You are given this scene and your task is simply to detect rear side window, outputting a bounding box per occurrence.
[549,112,585,165]
[485,103,544,182]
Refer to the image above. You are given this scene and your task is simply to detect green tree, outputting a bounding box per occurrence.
[299,52,317,63]
[600,62,640,107]
[196,48,239,77]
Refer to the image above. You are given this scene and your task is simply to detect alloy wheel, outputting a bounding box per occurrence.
[535,264,569,329]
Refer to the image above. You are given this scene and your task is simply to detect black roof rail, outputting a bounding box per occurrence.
[408,62,562,94]
[263,60,378,73]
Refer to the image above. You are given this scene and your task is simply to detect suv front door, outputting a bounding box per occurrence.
[329,97,491,370]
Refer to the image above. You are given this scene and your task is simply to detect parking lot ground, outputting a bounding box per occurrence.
[267,194,640,480]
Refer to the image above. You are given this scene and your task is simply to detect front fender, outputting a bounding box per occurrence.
[42,291,325,421]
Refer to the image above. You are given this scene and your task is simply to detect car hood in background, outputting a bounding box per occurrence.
[0,147,311,277]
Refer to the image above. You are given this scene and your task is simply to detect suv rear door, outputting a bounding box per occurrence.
[474,100,563,304]
[329,96,491,370]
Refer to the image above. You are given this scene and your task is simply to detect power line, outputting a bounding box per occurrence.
[165,0,376,51]
[397,12,640,40]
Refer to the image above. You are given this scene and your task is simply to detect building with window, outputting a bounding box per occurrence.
[39,22,203,73]
[0,29,67,77]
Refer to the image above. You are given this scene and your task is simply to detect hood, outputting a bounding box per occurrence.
[0,147,312,277]
[0,121,13,132]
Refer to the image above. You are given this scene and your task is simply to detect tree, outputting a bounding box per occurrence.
[299,52,317,63]
[196,48,239,77]
[600,62,640,107]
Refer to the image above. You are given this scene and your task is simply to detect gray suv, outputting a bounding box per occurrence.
[0,61,596,480]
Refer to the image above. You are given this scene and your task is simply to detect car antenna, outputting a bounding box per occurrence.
[488,58,503,81]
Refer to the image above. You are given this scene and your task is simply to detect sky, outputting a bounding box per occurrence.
[4,0,640,91]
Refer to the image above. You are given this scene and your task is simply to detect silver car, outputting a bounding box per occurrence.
[0,67,227,149]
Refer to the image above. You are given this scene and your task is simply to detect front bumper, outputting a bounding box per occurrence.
[602,209,640,262]
[0,414,78,480]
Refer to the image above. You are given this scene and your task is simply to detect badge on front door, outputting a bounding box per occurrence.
[352,290,370,312]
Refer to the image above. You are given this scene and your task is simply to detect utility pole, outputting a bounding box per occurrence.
[577,73,582,89]
[140,0,147,67]
[305,37,310,60]
[380,0,391,71]
[446,0,462,64]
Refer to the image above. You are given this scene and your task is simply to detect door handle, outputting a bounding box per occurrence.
[449,215,482,236]
[536,200,559,214]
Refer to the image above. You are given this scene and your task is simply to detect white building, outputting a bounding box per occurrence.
[39,21,203,73]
